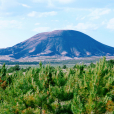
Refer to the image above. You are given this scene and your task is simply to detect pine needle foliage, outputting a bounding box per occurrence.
[0,57,114,113]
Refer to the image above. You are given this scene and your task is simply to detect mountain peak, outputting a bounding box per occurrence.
[0,30,114,59]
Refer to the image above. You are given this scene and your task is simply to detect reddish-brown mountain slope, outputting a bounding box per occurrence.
[0,30,114,59]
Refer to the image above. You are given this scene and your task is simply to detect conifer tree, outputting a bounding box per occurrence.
[1,63,6,77]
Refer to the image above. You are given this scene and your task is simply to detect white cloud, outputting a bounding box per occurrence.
[48,0,54,7]
[35,23,40,25]
[22,4,30,8]
[21,17,25,20]
[28,11,57,17]
[33,27,50,33]
[0,20,22,29]
[107,18,114,30]
[28,11,37,17]
[64,8,92,12]
[64,24,75,30]
[0,12,13,17]
[51,20,59,22]
[32,0,74,4]
[101,21,105,25]
[64,23,98,32]
[32,0,44,2]
[33,0,54,7]
[75,23,98,31]
[75,16,86,21]
[39,11,57,17]
[89,8,111,20]
[101,20,107,25]
[81,17,85,20]
[31,0,74,8]
[76,17,79,20]
[0,0,19,9]
[57,0,74,4]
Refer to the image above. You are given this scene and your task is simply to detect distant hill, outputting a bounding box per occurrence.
[0,30,114,59]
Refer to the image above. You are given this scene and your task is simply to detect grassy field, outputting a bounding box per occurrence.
[0,56,104,66]
[0,56,114,69]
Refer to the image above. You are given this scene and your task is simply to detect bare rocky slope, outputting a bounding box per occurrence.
[0,30,114,59]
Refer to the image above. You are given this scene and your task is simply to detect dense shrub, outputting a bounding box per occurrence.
[0,57,114,113]
[7,64,20,73]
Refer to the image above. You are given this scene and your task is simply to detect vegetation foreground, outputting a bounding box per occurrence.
[0,57,114,114]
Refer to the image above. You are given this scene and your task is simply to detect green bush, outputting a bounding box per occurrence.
[0,57,114,113]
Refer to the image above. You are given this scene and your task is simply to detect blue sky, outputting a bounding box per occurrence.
[0,0,114,48]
